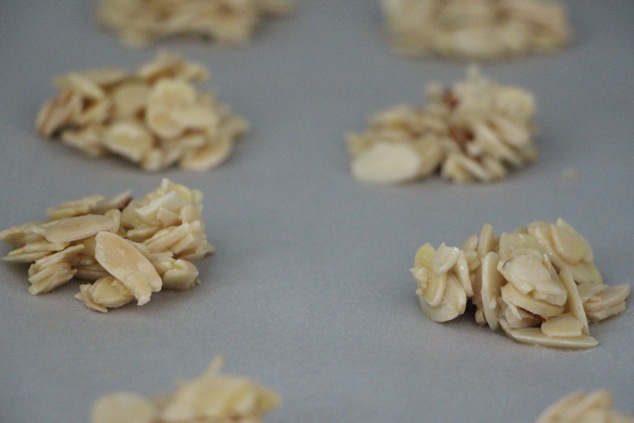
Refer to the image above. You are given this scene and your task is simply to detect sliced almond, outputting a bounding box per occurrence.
[500,283,564,319]
[419,275,466,322]
[559,268,589,335]
[432,242,460,274]
[551,218,592,264]
[350,142,423,184]
[499,319,598,349]
[43,214,115,243]
[94,231,162,305]
[498,254,566,305]
[541,313,584,338]
[481,251,504,330]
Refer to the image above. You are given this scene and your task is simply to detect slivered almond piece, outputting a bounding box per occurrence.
[541,313,583,337]
[498,254,566,305]
[422,272,448,308]
[43,214,115,243]
[499,319,598,349]
[419,275,466,322]
[432,243,460,275]
[559,268,589,334]
[481,252,503,330]
[351,142,423,184]
[500,283,564,319]
[94,231,162,305]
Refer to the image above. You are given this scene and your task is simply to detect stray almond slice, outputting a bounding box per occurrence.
[499,319,598,349]
[350,142,423,184]
[94,231,162,305]
[541,313,584,338]
[43,214,115,243]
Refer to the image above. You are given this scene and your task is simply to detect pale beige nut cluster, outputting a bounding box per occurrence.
[0,179,215,313]
[411,219,631,349]
[98,0,295,47]
[36,53,248,171]
[381,0,572,60]
[346,68,538,184]
[91,357,280,423]
[535,389,634,423]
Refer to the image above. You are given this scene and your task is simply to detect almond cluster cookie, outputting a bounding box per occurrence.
[411,219,630,349]
[0,179,214,312]
[37,53,248,171]
[382,0,572,60]
[98,0,295,47]
[347,68,538,184]
[91,357,280,423]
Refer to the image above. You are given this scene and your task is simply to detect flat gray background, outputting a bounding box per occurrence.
[1,1,633,422]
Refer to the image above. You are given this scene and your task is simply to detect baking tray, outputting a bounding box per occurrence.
[0,1,633,421]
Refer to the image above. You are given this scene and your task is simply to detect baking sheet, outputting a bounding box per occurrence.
[0,1,633,422]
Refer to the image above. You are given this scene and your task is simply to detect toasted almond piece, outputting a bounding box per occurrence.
[94,231,162,305]
[104,121,155,163]
[585,284,630,312]
[477,223,494,258]
[155,258,200,291]
[455,251,473,297]
[419,275,467,322]
[551,218,592,264]
[350,142,423,184]
[432,243,460,274]
[586,302,627,323]
[559,268,589,335]
[500,283,564,319]
[111,81,150,119]
[3,241,69,263]
[78,276,136,312]
[566,261,603,285]
[498,232,543,262]
[0,222,47,247]
[92,392,157,423]
[28,262,76,295]
[179,138,233,171]
[422,271,448,308]
[46,194,106,220]
[481,252,504,330]
[43,214,115,243]
[541,313,584,337]
[498,254,566,305]
[499,319,598,349]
